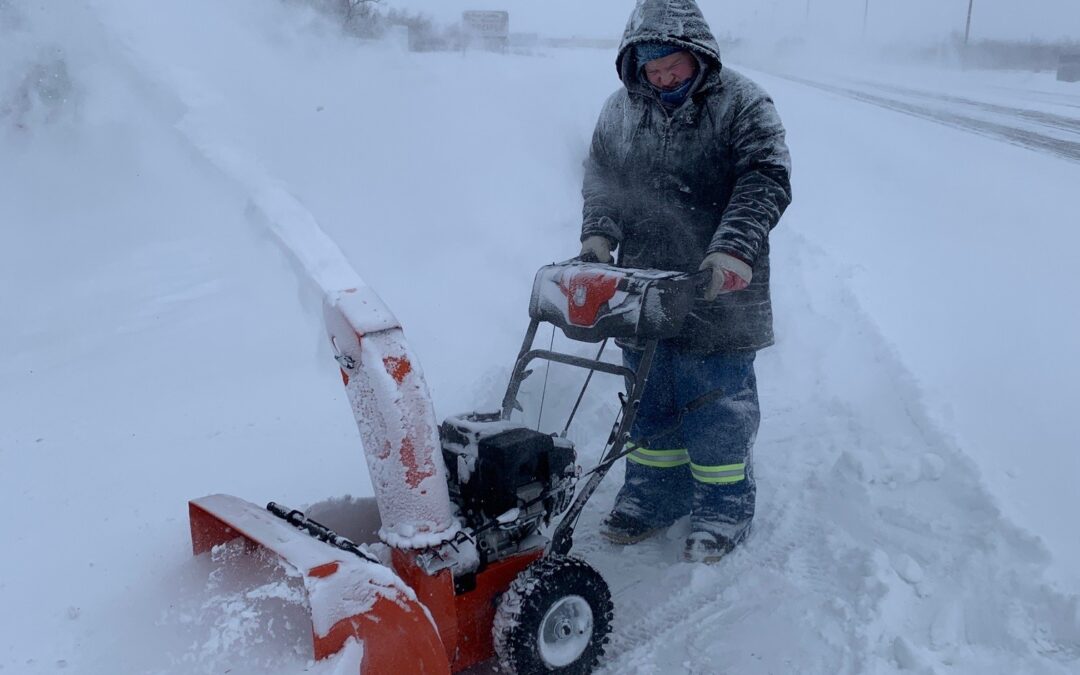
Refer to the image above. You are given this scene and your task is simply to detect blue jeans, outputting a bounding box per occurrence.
[612,342,760,540]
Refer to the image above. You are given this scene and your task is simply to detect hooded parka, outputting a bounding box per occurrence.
[581,0,792,352]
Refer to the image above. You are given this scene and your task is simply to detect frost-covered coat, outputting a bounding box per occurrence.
[581,0,792,352]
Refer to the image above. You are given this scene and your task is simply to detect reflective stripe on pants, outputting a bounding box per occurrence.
[690,462,746,485]
[626,443,690,469]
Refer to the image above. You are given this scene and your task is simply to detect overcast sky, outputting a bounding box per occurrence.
[392,0,1080,44]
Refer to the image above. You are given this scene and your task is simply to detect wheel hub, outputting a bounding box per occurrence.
[537,595,594,668]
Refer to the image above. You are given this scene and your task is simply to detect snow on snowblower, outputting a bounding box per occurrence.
[189,239,707,672]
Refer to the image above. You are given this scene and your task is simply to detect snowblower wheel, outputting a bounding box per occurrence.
[494,555,613,674]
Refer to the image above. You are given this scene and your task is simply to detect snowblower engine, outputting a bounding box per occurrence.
[440,412,576,563]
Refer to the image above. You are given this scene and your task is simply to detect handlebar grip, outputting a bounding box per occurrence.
[691,267,713,297]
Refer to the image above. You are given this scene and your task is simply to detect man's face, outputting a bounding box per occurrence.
[643,50,696,91]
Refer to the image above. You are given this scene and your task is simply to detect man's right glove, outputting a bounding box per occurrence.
[700,252,752,301]
[579,235,614,264]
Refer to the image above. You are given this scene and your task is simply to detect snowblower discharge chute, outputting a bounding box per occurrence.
[188,260,706,674]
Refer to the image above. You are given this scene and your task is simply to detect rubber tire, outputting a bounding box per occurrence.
[493,555,613,674]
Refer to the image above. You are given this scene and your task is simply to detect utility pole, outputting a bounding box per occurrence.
[863,0,870,38]
[964,0,975,44]
[805,0,811,22]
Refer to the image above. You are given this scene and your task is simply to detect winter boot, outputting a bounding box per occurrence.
[682,525,750,564]
[599,511,667,545]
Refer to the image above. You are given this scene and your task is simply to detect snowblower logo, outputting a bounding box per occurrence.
[558,271,618,326]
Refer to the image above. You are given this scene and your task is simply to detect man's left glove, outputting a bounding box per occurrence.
[700,252,752,301]
[579,235,614,264]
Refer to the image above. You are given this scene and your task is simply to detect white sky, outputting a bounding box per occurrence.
[391,0,1080,44]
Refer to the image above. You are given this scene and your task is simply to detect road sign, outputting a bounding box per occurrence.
[463,10,509,40]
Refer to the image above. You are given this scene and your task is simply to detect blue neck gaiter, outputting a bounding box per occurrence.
[658,76,696,108]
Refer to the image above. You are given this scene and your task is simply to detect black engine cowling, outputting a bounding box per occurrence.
[440,412,575,530]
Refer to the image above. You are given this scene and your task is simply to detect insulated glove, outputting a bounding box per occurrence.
[579,235,614,264]
[700,252,752,300]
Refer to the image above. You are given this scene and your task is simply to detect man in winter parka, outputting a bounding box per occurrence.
[579,0,791,563]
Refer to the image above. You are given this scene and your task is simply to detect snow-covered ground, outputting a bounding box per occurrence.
[2,1,1079,673]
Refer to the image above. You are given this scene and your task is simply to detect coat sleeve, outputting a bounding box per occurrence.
[581,96,625,245]
[707,91,792,264]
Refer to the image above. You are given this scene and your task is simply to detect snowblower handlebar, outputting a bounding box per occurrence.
[530,260,706,343]
[569,255,715,296]
[690,266,713,296]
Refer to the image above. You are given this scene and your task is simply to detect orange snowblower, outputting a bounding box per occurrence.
[189,251,707,673]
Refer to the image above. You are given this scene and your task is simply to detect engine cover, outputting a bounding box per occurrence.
[440,413,575,524]
[475,426,573,517]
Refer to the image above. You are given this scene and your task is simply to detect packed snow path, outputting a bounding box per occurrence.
[577,235,1080,672]
[3,2,1079,673]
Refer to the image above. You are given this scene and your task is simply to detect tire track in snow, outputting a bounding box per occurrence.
[777,74,1080,163]
[853,80,1080,136]
[983,85,1080,111]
